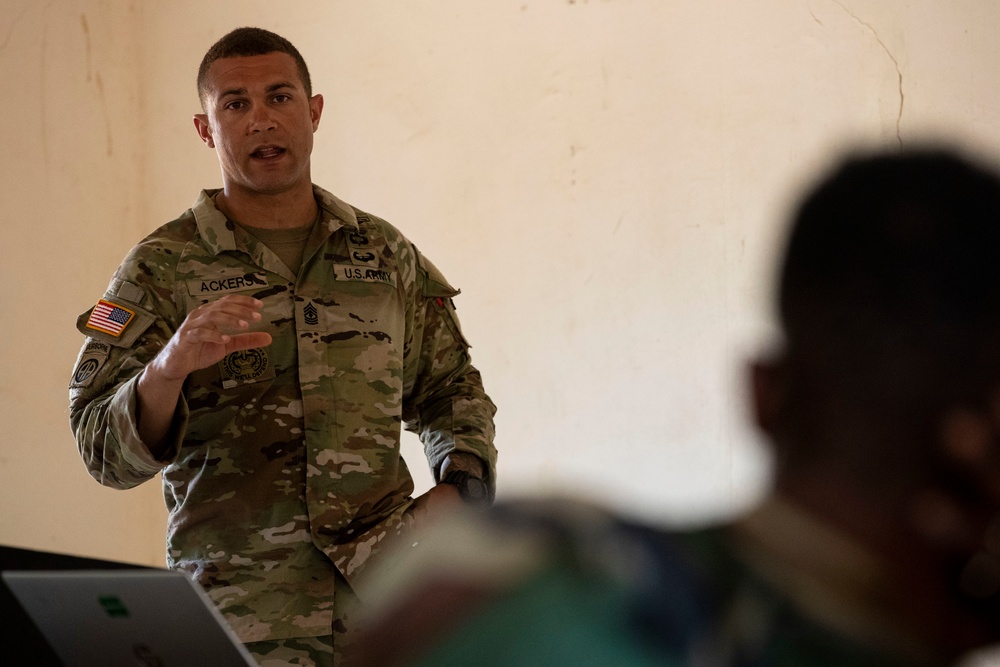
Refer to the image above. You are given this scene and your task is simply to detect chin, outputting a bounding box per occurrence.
[237,177,303,196]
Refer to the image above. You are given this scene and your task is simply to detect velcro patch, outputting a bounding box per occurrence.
[219,347,274,389]
[333,264,396,287]
[187,272,269,296]
[86,299,135,337]
[77,296,156,348]
[115,280,146,305]
[70,340,112,388]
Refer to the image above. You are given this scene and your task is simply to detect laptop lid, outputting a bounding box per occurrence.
[2,569,257,667]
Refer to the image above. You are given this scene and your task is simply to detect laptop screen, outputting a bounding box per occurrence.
[3,569,256,667]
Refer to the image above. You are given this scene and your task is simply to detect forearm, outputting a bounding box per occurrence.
[71,372,178,489]
[406,248,498,490]
[135,358,187,460]
[412,366,498,488]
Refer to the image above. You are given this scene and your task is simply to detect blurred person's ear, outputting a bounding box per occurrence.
[750,356,787,439]
[936,398,1000,518]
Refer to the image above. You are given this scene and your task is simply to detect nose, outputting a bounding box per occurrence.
[246,103,277,134]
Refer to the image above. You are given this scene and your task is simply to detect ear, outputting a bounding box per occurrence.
[193,114,215,148]
[749,357,786,437]
[309,94,324,132]
[939,408,992,467]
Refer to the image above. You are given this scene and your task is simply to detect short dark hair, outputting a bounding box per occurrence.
[197,27,312,108]
[779,148,1000,408]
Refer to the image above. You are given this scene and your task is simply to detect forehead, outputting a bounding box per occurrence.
[203,52,304,97]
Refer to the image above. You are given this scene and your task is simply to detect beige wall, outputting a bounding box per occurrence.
[0,0,164,563]
[3,0,1000,566]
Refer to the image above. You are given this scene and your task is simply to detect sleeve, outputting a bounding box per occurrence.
[402,247,498,495]
[68,247,189,490]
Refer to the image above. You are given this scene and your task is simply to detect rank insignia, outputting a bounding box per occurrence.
[303,302,320,326]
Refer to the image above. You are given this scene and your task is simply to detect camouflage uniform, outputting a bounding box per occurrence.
[353,500,926,666]
[68,186,497,646]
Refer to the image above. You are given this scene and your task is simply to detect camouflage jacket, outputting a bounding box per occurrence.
[68,186,497,643]
[356,500,921,667]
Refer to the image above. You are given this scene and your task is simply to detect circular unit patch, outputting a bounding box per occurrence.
[221,348,269,383]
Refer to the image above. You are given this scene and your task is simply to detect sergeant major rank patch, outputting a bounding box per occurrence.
[86,299,136,337]
[303,302,320,326]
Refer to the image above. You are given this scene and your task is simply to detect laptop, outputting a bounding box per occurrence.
[2,569,257,667]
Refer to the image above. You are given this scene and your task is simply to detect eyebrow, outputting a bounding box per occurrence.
[218,82,297,99]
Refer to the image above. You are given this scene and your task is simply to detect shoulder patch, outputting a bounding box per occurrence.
[70,340,112,388]
[76,296,156,348]
[85,299,136,336]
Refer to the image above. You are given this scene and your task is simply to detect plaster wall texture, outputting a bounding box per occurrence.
[3,0,1000,564]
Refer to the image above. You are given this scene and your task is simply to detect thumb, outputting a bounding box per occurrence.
[225,331,273,353]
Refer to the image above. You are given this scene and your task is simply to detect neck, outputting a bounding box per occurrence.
[769,475,998,660]
[215,181,318,229]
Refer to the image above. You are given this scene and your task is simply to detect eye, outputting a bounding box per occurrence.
[272,93,291,103]
[223,100,247,111]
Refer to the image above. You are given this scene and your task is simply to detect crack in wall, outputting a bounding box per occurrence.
[81,14,92,82]
[833,0,904,148]
[80,14,113,157]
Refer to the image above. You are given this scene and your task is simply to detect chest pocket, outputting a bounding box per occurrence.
[296,272,402,357]
[298,252,406,438]
[298,217,402,346]
[180,267,281,398]
[319,266,398,342]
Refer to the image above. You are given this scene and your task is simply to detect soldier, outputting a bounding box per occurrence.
[349,149,1000,666]
[69,27,497,666]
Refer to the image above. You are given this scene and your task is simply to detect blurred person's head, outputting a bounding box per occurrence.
[347,148,1000,667]
[752,147,1000,653]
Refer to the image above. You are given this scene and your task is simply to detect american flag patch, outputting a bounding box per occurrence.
[86,299,136,337]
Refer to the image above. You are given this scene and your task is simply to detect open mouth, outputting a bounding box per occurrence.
[251,146,285,159]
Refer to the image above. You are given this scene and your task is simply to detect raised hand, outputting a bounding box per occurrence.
[153,295,273,381]
[136,295,272,457]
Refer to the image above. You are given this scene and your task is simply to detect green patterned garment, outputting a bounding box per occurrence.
[358,501,922,667]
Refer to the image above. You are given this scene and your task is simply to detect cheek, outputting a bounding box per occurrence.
[300,127,316,149]
[215,136,241,160]
[209,123,238,149]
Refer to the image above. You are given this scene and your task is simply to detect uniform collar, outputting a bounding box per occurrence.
[192,184,360,256]
[729,496,939,665]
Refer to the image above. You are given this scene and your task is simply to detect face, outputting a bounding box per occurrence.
[193,52,323,198]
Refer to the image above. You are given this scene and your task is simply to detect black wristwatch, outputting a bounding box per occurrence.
[441,470,491,506]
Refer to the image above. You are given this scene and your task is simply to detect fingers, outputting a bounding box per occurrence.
[225,331,273,352]
[155,297,270,380]
[428,483,462,505]
[408,485,462,527]
[176,327,272,349]
[186,296,266,338]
